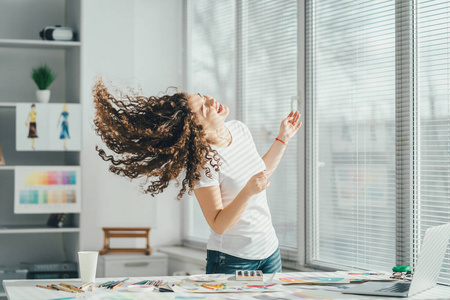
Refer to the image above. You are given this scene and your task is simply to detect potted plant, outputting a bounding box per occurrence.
[31,64,56,103]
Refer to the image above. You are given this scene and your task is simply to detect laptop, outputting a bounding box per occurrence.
[343,223,450,298]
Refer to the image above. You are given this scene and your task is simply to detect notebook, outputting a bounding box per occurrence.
[343,223,450,298]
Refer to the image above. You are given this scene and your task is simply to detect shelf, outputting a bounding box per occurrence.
[0,165,81,170]
[0,166,15,171]
[0,39,81,49]
[0,103,16,108]
[0,225,80,234]
[0,103,82,108]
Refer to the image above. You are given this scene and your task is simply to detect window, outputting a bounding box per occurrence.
[238,0,298,256]
[184,0,299,257]
[307,0,450,284]
[183,0,237,244]
[416,0,450,284]
[306,0,397,271]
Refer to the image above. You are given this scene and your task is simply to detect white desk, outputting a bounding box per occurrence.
[3,273,450,300]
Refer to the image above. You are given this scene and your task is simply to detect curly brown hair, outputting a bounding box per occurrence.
[92,79,221,200]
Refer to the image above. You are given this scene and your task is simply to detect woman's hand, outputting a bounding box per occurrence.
[277,110,302,143]
[244,170,270,196]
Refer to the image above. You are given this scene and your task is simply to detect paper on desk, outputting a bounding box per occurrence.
[251,289,346,300]
[335,271,393,282]
[272,272,350,285]
[188,274,230,282]
[87,292,207,299]
[172,281,284,293]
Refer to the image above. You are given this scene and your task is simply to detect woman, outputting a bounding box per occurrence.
[93,79,301,274]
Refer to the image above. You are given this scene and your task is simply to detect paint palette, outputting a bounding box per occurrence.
[235,270,263,281]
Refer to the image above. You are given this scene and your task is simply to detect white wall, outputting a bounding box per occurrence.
[80,0,183,252]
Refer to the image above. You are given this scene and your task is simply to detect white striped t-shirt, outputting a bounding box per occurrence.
[195,120,279,260]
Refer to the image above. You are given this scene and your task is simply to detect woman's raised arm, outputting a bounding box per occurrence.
[262,111,302,177]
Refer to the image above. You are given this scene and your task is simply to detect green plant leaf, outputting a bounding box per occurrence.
[31,64,56,90]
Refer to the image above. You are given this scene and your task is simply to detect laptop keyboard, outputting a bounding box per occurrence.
[376,282,411,293]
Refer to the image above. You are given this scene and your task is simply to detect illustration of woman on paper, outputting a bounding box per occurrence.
[25,104,38,150]
[57,104,70,150]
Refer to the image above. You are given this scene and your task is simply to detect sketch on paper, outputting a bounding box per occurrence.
[16,103,81,151]
[17,103,49,151]
[25,104,38,150]
[57,104,70,150]
[49,103,81,151]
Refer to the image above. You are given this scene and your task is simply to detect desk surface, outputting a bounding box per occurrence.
[3,273,450,300]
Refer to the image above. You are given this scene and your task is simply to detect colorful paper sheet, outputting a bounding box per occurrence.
[173,282,282,293]
[273,273,350,285]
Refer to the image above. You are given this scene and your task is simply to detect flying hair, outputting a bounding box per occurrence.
[92,78,221,200]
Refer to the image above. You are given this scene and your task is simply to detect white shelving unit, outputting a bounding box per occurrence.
[0,225,80,234]
[0,166,15,171]
[0,103,20,108]
[0,39,81,49]
[0,1,82,297]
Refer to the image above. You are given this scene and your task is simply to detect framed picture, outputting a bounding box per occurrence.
[0,144,4,165]
[16,103,81,151]
[14,166,81,214]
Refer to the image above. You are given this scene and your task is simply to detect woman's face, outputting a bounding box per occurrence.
[188,93,229,131]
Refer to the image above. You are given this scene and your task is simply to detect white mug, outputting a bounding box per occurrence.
[78,251,99,283]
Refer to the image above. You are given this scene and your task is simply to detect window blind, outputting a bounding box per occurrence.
[184,0,237,242]
[306,0,397,270]
[184,0,299,256]
[416,0,450,285]
[239,0,298,254]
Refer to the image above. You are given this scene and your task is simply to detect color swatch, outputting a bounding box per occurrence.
[19,189,76,204]
[24,171,76,185]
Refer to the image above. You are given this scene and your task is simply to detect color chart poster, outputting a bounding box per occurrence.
[14,166,81,214]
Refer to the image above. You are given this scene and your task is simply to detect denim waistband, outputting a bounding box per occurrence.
[206,249,222,263]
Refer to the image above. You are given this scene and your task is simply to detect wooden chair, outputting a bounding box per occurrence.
[99,227,152,255]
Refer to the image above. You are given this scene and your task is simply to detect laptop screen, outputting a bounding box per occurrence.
[408,223,450,297]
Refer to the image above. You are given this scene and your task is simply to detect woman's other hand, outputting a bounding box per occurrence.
[277,110,302,143]
[245,170,270,196]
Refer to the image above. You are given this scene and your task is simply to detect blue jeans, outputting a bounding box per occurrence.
[206,248,282,274]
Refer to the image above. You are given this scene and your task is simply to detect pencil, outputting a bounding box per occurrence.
[108,278,129,289]
[79,281,93,289]
[54,284,76,293]
[97,280,113,287]
[111,282,123,289]
[174,280,185,286]
[159,281,169,287]
[36,285,57,291]
[60,283,85,293]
